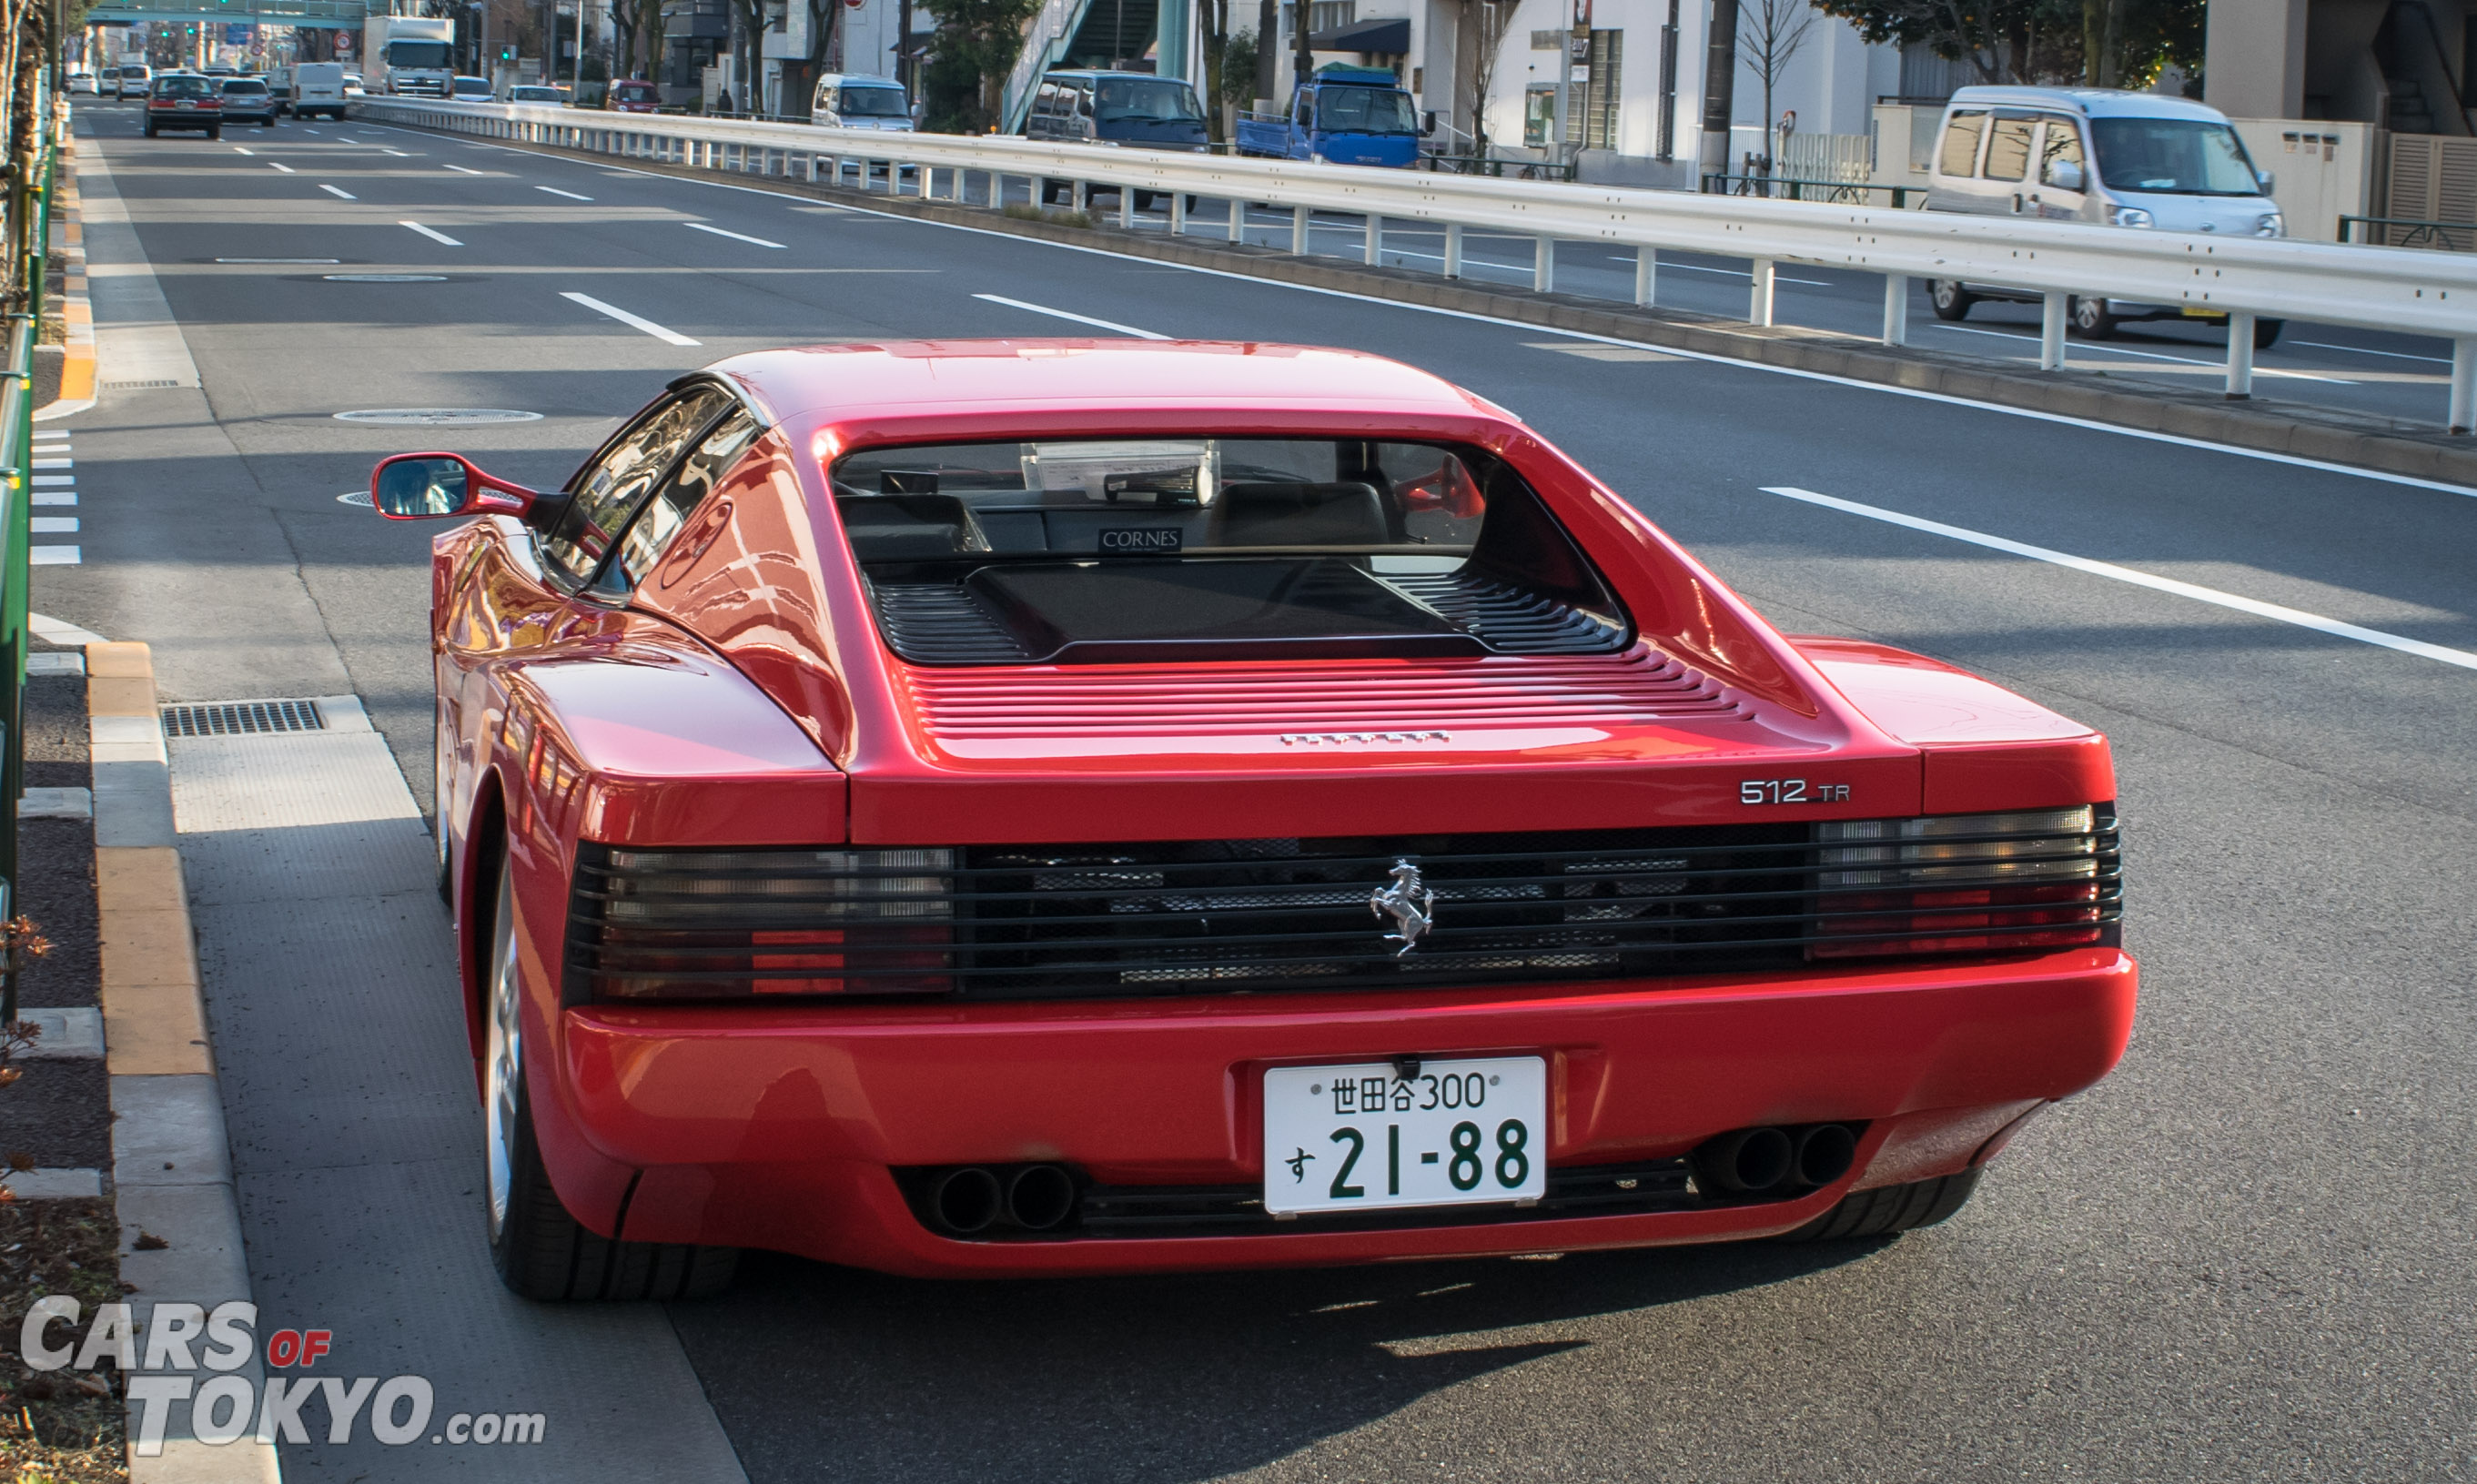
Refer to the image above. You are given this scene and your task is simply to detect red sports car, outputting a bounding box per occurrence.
[370,340,2134,1300]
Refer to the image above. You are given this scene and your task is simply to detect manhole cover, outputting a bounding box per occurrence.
[333,409,543,426]
[323,273,449,282]
[336,490,372,507]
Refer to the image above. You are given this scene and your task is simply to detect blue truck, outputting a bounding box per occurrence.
[1235,66,1426,167]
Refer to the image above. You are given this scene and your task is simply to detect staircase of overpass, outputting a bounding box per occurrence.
[83,0,367,28]
[1000,0,1160,133]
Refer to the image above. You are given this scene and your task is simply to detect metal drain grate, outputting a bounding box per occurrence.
[332,409,543,426]
[104,379,180,391]
[161,699,328,737]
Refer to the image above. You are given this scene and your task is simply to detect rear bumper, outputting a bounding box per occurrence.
[546,949,2136,1277]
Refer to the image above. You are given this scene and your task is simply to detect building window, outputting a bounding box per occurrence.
[1283,1,1356,36]
[1582,28,1621,150]
[1525,83,1555,147]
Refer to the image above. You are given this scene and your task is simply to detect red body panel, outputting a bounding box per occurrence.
[420,342,2139,1277]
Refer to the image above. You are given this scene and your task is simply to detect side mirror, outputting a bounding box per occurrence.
[2045,158,2084,192]
[2256,168,2275,193]
[369,452,541,521]
[1422,109,1437,136]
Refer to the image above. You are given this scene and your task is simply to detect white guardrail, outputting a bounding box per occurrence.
[359,97,2477,432]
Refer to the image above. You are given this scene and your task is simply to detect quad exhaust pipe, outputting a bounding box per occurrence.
[924,1163,1080,1235]
[1694,1123,1860,1196]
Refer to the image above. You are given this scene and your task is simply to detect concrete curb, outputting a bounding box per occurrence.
[38,136,93,422]
[87,641,280,1484]
[434,128,2477,489]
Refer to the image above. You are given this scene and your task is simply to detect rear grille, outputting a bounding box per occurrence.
[161,699,326,737]
[564,809,2121,1003]
[897,646,1745,740]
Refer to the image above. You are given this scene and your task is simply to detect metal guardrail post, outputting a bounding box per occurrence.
[1118,181,1134,227]
[2039,292,2067,370]
[1169,191,1186,236]
[1533,237,1552,295]
[1291,205,1309,256]
[1443,223,1461,279]
[1750,259,1774,327]
[2452,339,2475,433]
[1363,213,1379,266]
[1881,274,1908,346]
[1634,249,1654,307]
[2227,313,2256,399]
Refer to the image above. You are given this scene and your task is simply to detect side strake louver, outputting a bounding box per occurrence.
[564,809,2120,1002]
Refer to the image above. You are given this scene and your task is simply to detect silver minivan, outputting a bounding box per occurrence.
[1926,86,2287,348]
[810,74,912,131]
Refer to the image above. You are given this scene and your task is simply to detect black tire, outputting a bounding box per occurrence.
[1775,1169,1982,1243]
[2253,317,2284,350]
[142,124,157,137]
[1134,189,1160,212]
[1038,178,1065,206]
[1929,279,1973,321]
[2068,295,2118,339]
[206,127,220,140]
[483,863,739,1300]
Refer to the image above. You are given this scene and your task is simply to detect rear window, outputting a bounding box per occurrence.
[830,437,1629,665]
[155,76,214,97]
[222,79,268,96]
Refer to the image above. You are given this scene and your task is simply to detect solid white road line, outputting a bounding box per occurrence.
[1761,485,2477,672]
[2291,339,2453,366]
[534,186,592,200]
[560,291,700,345]
[400,220,462,246]
[443,163,484,175]
[268,161,294,173]
[685,222,786,248]
[972,293,1168,339]
[463,135,2477,498]
[318,184,355,199]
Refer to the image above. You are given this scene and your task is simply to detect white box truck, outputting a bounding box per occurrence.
[365,16,454,97]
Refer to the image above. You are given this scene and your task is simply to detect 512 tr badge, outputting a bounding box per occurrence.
[1739,779,1851,804]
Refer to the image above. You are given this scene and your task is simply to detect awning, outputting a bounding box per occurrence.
[1309,17,1410,55]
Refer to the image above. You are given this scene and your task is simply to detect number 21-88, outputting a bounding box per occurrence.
[1327,1119,1530,1198]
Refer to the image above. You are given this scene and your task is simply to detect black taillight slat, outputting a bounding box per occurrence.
[565,813,2121,1002]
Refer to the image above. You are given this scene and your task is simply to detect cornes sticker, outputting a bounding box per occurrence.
[1099,528,1184,554]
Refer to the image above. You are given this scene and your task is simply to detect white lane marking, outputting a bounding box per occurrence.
[32,474,73,485]
[32,492,75,506]
[318,183,356,199]
[685,221,787,248]
[31,430,69,441]
[1762,485,2477,672]
[2291,338,2452,366]
[534,186,592,201]
[560,291,700,345]
[31,517,77,533]
[268,161,295,173]
[443,163,485,175]
[232,146,254,156]
[1929,323,2356,384]
[29,547,79,565]
[33,458,72,469]
[972,293,1168,339]
[458,135,2477,498]
[400,220,462,246]
[30,613,105,646]
[381,148,409,157]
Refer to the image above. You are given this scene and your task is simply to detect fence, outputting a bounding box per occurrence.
[0,97,56,1023]
[352,97,2477,432]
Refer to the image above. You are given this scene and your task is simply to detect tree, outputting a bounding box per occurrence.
[917,0,1039,131]
[1455,0,1515,153]
[1814,0,2191,87]
[1198,0,1232,139]
[1253,0,1275,107]
[1737,0,1815,162]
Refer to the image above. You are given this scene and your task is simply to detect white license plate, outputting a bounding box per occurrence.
[1263,1057,1546,1216]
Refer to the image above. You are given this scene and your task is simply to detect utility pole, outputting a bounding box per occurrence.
[1697,0,1736,181]
[895,0,910,96]
[1654,0,1676,159]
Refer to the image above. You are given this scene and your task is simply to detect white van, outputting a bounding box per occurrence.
[1926,86,2288,347]
[810,74,913,131]
[291,61,348,120]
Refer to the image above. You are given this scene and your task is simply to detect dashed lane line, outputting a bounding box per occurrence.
[268,161,294,173]
[971,293,1167,339]
[399,220,462,246]
[685,222,786,248]
[318,184,356,199]
[560,291,699,345]
[534,186,592,201]
[1760,485,2477,672]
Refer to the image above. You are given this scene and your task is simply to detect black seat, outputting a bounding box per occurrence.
[1208,482,1390,547]
[836,493,990,560]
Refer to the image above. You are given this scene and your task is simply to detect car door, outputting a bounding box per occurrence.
[2032,114,2089,220]
[1979,111,2037,217]
[438,384,738,852]
[1929,107,1990,213]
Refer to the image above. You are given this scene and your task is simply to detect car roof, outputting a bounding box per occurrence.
[1946,85,2231,122]
[716,340,1496,429]
[1045,70,1192,83]
[820,74,902,85]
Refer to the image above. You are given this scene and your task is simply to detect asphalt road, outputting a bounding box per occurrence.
[39,98,2477,1482]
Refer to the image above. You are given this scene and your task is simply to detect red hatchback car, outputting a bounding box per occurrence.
[370,341,2134,1300]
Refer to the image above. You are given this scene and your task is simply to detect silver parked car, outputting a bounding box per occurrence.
[1926,86,2287,348]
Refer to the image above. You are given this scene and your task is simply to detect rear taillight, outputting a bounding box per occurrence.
[1810,806,2118,960]
[568,845,956,1000]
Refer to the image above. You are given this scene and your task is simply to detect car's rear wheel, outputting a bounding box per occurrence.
[1929,279,1973,321]
[1774,1169,1981,1241]
[2068,295,2118,339]
[483,861,739,1300]
[2254,317,2285,350]
[142,123,157,137]
[206,126,221,139]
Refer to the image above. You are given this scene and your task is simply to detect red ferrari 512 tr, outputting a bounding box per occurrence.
[369,339,2134,1300]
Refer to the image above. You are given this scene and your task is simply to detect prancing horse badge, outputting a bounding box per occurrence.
[1370,859,1436,957]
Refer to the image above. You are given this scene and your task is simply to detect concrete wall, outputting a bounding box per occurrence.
[2206,0,2310,119]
